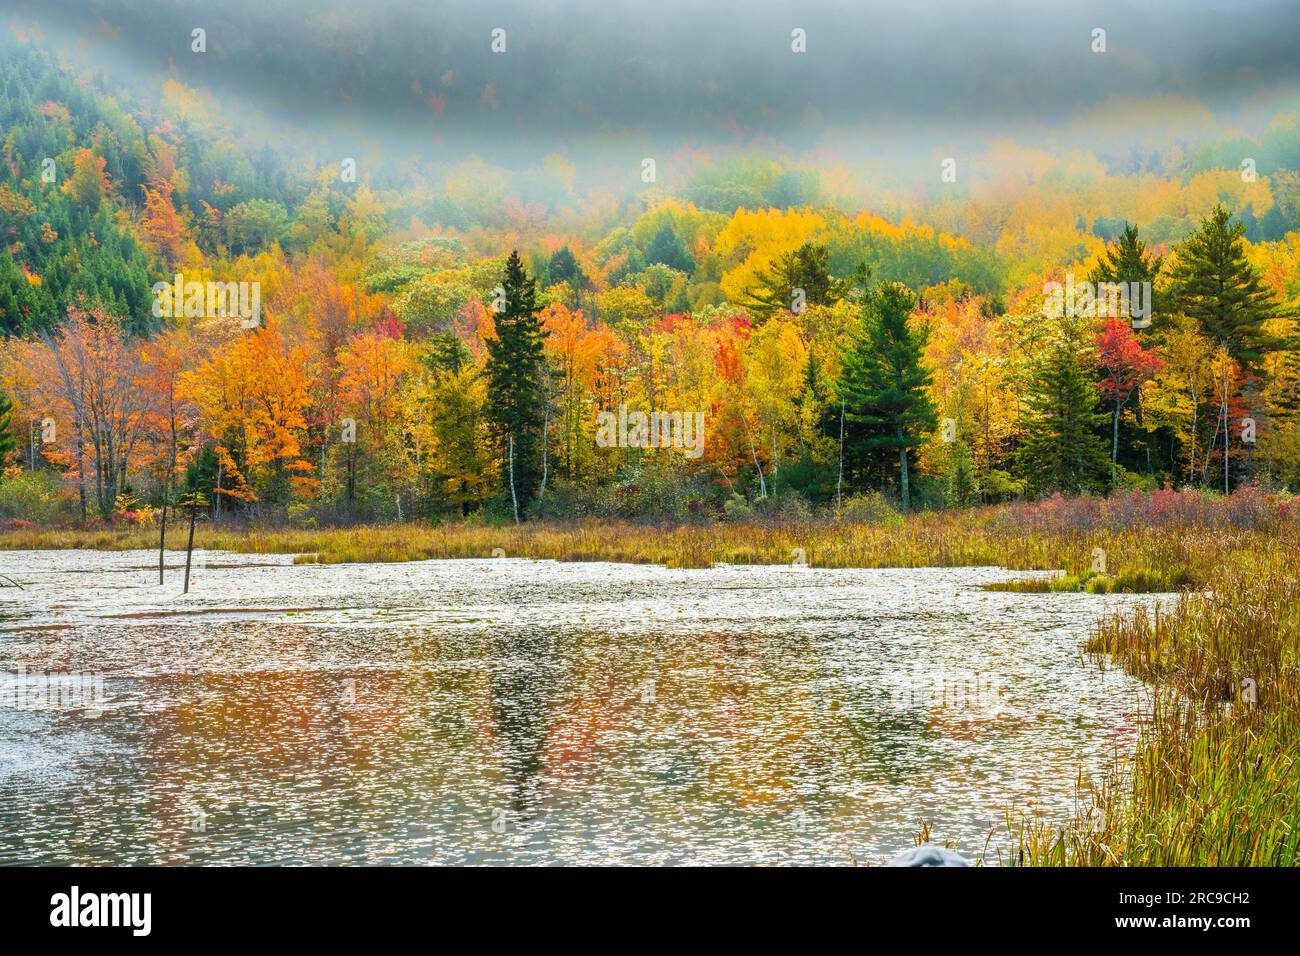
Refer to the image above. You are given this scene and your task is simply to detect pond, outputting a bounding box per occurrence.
[0,549,1155,865]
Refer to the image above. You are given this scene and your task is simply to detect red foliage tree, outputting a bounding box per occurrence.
[1095,319,1164,483]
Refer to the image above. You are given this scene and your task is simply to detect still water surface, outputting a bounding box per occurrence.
[0,549,1155,865]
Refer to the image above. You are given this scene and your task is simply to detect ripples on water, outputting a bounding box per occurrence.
[0,549,1155,865]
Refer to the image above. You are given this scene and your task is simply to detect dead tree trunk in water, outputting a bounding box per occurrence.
[158,478,167,585]
[183,496,198,594]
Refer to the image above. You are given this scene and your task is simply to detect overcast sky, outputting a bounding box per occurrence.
[9,0,1300,164]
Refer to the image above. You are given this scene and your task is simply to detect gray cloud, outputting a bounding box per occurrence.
[10,0,1300,163]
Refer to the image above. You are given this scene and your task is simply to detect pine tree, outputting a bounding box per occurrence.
[1170,204,1284,369]
[548,245,585,288]
[1016,336,1110,495]
[422,331,472,375]
[1088,221,1165,477]
[0,392,18,465]
[838,281,935,510]
[645,223,694,274]
[1088,222,1164,327]
[744,242,849,321]
[485,251,548,519]
[945,441,979,507]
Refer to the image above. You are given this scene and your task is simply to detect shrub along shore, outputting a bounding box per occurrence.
[2,488,1296,866]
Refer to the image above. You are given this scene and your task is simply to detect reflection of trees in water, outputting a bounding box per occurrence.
[496,626,841,817]
[841,708,935,782]
[127,630,413,862]
[487,627,567,818]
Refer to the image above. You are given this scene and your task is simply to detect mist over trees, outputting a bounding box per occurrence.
[1,22,1299,526]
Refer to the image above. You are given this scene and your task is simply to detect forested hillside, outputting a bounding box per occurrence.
[1,33,1297,526]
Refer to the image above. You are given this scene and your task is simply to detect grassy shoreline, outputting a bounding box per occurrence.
[0,505,1288,591]
[4,498,1297,866]
[1010,545,1300,865]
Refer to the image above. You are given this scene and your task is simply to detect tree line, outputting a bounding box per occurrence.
[0,202,1295,527]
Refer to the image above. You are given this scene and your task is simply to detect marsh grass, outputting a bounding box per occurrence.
[0,502,1285,594]
[985,566,1197,594]
[1008,542,1300,866]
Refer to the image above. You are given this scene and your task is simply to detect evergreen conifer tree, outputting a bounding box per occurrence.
[838,281,935,510]
[1170,204,1285,369]
[485,251,548,519]
[1016,336,1110,494]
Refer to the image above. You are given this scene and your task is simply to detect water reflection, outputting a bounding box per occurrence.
[0,550,1153,865]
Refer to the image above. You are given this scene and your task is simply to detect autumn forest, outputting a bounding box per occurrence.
[2,2,1300,876]
[1,26,1298,530]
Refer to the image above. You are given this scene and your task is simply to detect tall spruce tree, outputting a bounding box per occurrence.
[1016,335,1110,495]
[1088,222,1164,326]
[485,251,548,520]
[1170,204,1284,369]
[838,281,935,510]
